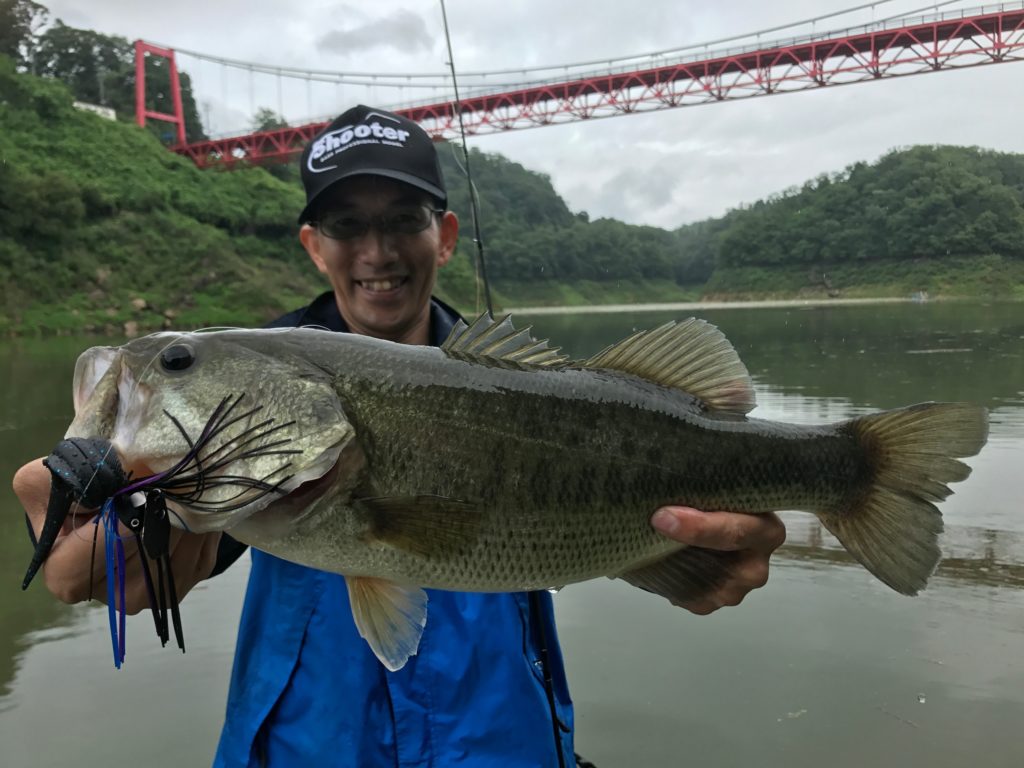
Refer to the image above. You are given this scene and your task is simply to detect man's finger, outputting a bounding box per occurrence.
[15,458,218,612]
[168,530,222,592]
[117,530,222,614]
[46,528,220,613]
[652,507,786,553]
[13,459,50,531]
[40,518,145,603]
[674,556,769,615]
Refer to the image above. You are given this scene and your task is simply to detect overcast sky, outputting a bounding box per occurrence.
[41,0,1024,228]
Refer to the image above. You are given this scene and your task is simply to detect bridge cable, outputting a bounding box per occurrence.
[164,0,973,82]
[872,0,970,27]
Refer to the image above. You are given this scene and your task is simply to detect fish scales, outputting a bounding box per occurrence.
[251,337,870,591]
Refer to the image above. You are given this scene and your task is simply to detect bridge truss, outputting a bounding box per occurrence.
[134,4,1024,168]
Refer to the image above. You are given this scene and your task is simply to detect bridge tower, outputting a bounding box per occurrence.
[134,40,186,147]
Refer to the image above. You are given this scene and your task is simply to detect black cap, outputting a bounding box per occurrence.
[298,105,446,224]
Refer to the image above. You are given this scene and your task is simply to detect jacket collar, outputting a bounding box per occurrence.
[292,291,464,347]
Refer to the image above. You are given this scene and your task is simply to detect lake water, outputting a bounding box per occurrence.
[0,300,1022,767]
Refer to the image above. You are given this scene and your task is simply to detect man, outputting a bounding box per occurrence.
[13,105,786,767]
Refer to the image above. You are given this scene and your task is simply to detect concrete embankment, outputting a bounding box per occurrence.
[506,297,920,315]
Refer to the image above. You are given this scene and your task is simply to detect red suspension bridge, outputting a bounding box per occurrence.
[135,2,1024,169]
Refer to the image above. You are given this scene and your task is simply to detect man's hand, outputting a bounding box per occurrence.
[13,458,221,613]
[651,506,786,615]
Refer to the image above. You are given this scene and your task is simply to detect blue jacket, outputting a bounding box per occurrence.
[213,293,575,767]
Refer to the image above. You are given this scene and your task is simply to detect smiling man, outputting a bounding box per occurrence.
[298,176,455,344]
[292,106,457,345]
[13,104,785,768]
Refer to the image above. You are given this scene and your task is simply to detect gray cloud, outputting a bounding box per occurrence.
[316,9,433,56]
[37,0,1023,227]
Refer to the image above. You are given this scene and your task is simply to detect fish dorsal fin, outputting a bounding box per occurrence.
[442,314,569,369]
[582,318,756,416]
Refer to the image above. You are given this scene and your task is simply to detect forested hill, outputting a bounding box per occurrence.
[688,144,1024,298]
[0,56,696,334]
[0,56,311,334]
[2,55,1023,336]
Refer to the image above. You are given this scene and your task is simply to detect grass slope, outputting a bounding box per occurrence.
[2,57,1020,336]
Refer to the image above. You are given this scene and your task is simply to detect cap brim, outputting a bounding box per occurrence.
[298,168,447,225]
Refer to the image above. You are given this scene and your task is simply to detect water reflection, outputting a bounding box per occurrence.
[524,301,1024,410]
[778,516,1024,590]
[0,338,107,698]
[0,304,1021,768]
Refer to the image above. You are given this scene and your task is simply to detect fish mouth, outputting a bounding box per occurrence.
[73,346,120,416]
[128,388,350,534]
[68,345,153,449]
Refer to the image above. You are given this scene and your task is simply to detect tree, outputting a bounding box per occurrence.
[32,20,130,106]
[0,0,47,68]
[31,20,206,141]
[251,107,289,132]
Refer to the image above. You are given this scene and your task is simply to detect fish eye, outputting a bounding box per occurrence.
[160,344,195,372]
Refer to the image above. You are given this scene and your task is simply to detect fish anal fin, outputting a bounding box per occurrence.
[345,577,427,672]
[442,314,569,369]
[616,546,742,607]
[357,495,482,558]
[583,318,756,416]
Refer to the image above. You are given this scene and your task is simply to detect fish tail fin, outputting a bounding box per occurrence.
[818,402,988,596]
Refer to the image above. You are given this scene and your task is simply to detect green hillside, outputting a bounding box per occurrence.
[2,51,1023,336]
[0,55,317,334]
[694,144,1024,300]
[0,56,694,334]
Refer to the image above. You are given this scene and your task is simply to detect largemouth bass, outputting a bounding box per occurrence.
[59,315,987,670]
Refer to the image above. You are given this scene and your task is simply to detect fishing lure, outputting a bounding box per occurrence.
[21,394,299,667]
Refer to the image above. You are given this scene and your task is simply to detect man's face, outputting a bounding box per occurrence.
[299,176,458,345]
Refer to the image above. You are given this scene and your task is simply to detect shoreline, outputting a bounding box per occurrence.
[503,296,925,316]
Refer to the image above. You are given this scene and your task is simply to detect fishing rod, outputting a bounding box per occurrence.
[438,0,494,318]
[436,11,567,768]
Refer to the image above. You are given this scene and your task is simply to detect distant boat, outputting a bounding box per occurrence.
[911,291,929,303]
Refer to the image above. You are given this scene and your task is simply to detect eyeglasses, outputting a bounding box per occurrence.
[314,203,443,240]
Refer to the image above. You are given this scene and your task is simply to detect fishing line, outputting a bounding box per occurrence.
[445,142,490,314]
[434,13,564,765]
[439,0,494,318]
[164,505,192,533]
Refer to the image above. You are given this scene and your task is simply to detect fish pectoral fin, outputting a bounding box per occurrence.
[357,495,482,557]
[346,576,428,672]
[616,546,743,607]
